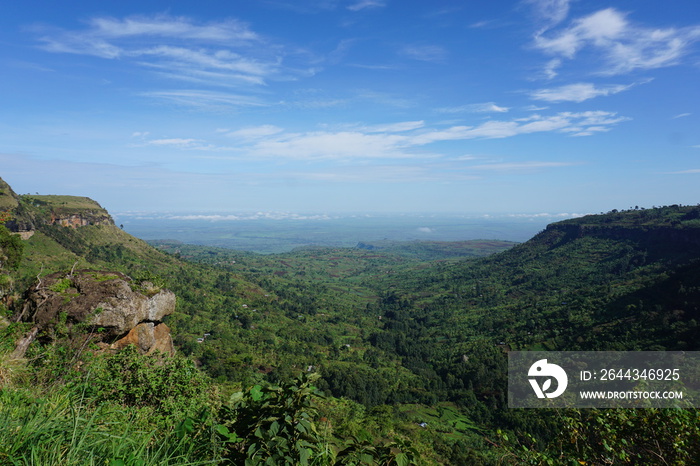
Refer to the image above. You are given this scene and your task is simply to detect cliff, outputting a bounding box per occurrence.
[0,176,113,239]
[540,205,700,261]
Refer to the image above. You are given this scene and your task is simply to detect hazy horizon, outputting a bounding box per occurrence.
[116,210,581,253]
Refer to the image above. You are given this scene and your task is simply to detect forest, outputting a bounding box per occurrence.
[2,189,700,464]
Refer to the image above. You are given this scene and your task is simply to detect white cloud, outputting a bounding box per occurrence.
[231,111,630,159]
[122,111,630,161]
[673,113,691,119]
[666,169,700,174]
[542,58,561,79]
[529,82,638,102]
[400,45,448,63]
[226,125,285,139]
[247,131,414,159]
[87,15,258,41]
[147,138,201,147]
[347,0,386,11]
[365,121,425,133]
[436,102,510,114]
[140,89,268,109]
[33,14,308,88]
[469,161,576,171]
[527,0,571,30]
[534,8,700,75]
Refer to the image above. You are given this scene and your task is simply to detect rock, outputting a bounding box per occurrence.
[21,269,176,355]
[110,322,174,355]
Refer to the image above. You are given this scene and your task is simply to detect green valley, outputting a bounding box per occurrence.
[1,177,700,464]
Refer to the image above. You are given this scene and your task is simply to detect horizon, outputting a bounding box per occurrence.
[1,0,699,214]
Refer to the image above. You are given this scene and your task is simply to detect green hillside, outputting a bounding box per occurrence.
[2,183,700,464]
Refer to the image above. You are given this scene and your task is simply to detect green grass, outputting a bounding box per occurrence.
[21,195,105,211]
[0,387,217,465]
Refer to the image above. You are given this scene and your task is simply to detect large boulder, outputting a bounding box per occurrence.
[21,269,175,355]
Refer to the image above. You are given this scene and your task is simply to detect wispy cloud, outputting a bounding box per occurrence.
[347,0,386,12]
[672,113,691,119]
[364,121,425,133]
[33,14,308,89]
[169,111,629,159]
[529,81,643,103]
[526,0,571,31]
[666,169,700,174]
[534,8,700,75]
[225,125,285,139]
[399,45,448,63]
[139,89,268,109]
[146,138,203,148]
[542,58,561,79]
[436,102,510,114]
[468,161,576,171]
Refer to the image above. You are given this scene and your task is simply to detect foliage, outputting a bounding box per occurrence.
[67,345,213,422]
[499,407,700,465]
[220,372,331,465]
[0,224,23,271]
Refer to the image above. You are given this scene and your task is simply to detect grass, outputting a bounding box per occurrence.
[21,195,105,211]
[0,385,218,465]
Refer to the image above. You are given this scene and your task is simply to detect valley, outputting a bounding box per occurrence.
[1,178,700,464]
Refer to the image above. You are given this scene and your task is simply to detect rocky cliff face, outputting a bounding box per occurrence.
[0,177,114,238]
[49,210,113,228]
[18,270,175,356]
[545,222,700,259]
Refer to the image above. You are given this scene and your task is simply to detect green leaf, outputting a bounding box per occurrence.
[175,417,194,438]
[250,385,264,401]
[299,447,311,465]
[395,452,410,466]
[269,420,280,437]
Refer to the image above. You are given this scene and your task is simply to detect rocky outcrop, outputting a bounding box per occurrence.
[48,208,113,228]
[16,269,175,356]
[1,176,114,238]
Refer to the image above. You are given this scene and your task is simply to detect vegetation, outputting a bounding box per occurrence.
[2,191,700,464]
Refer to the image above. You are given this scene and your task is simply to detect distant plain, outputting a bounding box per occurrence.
[115,212,573,254]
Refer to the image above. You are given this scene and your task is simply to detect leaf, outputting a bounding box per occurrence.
[250,385,264,402]
[299,447,311,465]
[395,452,410,466]
[269,420,280,437]
[175,417,194,438]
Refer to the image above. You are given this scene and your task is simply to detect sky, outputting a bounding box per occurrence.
[1,0,699,215]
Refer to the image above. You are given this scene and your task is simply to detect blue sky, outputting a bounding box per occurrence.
[1,0,699,215]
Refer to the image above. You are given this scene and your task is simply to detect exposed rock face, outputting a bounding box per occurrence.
[1,176,114,237]
[21,269,175,355]
[49,209,113,228]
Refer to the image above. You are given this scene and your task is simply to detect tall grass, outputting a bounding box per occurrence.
[0,387,218,465]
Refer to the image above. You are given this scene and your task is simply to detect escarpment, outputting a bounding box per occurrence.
[1,177,114,239]
[13,269,175,358]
